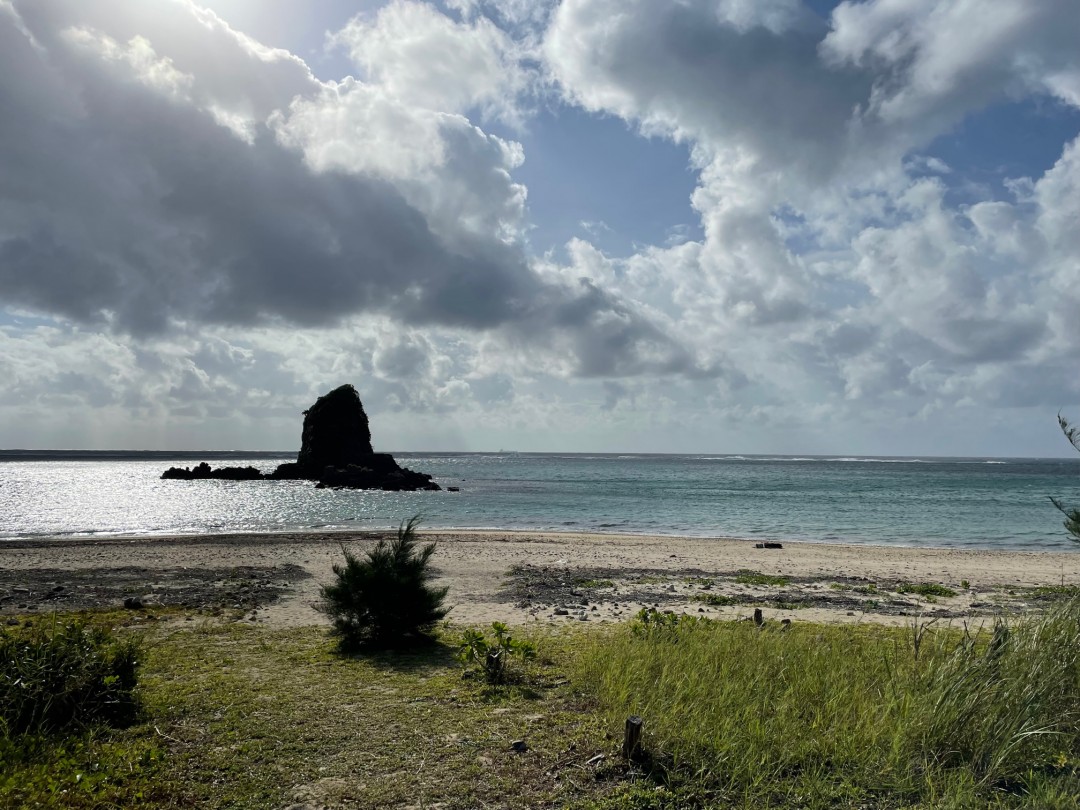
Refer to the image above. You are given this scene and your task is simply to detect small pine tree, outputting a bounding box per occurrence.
[1051,414,1080,542]
[319,516,449,650]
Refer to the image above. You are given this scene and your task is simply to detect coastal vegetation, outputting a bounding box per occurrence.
[1052,415,1080,542]
[2,596,1079,808]
[318,516,448,651]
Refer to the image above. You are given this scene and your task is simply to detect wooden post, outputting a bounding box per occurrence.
[753,608,764,627]
[623,715,643,760]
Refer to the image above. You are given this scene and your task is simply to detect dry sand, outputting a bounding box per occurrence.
[3,530,1079,629]
[0,533,1075,635]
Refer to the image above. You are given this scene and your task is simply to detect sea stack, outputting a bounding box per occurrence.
[162,384,440,491]
[297,383,374,473]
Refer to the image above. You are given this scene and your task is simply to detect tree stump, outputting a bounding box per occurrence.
[623,715,643,760]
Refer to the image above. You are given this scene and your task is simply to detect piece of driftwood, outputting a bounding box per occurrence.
[623,715,643,760]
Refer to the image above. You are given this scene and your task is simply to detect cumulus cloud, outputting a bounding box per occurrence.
[331,0,532,124]
[3,0,1080,454]
[0,0,705,381]
[540,0,1080,425]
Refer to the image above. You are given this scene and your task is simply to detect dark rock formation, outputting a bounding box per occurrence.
[161,384,440,492]
[295,384,374,473]
[315,459,439,491]
[161,462,264,481]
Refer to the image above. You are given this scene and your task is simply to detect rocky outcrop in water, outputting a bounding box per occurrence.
[161,385,440,491]
[161,462,264,481]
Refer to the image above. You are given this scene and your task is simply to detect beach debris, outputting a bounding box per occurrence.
[755,542,784,549]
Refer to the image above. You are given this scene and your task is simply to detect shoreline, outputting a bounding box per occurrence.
[3,529,1079,629]
[4,524,1079,552]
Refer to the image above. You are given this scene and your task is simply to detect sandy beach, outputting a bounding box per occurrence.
[3,530,1079,629]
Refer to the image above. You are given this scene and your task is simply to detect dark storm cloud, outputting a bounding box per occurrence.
[0,0,707,379]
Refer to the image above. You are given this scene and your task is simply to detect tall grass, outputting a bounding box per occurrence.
[576,603,1080,806]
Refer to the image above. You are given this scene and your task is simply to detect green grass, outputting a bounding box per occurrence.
[773,600,808,610]
[733,570,791,587]
[630,575,668,585]
[896,582,958,598]
[1029,585,1080,599]
[6,602,1080,809]
[691,593,736,607]
[574,600,1080,808]
[1,613,613,809]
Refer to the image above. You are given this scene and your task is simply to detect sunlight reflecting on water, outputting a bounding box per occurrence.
[2,453,1079,550]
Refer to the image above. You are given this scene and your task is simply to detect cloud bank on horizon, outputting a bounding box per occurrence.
[0,0,1078,455]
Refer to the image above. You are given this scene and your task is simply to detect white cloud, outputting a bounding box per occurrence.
[2,0,1079,454]
[331,0,532,125]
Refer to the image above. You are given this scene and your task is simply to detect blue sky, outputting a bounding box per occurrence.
[1,0,1079,456]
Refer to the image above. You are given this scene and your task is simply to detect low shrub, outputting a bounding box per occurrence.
[690,593,736,607]
[896,582,957,598]
[457,622,536,684]
[0,620,140,737]
[319,516,449,650]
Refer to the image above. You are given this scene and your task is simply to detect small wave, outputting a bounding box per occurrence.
[827,457,929,463]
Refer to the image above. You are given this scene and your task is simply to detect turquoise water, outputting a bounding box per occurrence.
[1,451,1079,550]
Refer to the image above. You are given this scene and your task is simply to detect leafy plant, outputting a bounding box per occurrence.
[0,619,140,737]
[457,622,536,684]
[691,593,736,607]
[319,516,449,650]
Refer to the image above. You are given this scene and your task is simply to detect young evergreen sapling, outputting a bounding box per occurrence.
[320,516,449,649]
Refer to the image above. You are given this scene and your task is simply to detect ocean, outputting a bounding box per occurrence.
[2,451,1079,551]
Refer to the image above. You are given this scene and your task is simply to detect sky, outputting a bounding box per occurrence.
[1,0,1080,456]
